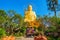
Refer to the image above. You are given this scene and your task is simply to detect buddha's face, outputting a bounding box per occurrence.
[28,5,32,11]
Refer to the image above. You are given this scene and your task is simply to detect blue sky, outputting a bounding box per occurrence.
[0,0,60,16]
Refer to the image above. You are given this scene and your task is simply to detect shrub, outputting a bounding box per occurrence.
[0,28,6,38]
[58,37,60,40]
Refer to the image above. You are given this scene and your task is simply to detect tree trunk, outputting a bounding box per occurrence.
[53,3,56,16]
[54,10,56,16]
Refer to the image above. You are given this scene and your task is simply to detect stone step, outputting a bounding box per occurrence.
[15,37,34,40]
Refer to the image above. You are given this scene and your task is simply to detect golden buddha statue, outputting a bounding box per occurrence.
[24,5,39,27]
[24,5,36,22]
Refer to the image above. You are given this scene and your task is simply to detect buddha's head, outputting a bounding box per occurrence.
[28,5,32,11]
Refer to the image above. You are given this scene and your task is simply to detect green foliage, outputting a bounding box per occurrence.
[46,25,56,32]
[47,37,57,40]
[50,16,60,23]
[0,10,24,35]
[20,27,26,34]
[0,9,60,39]
[0,28,6,38]
[0,10,7,16]
[37,27,42,31]
[58,37,60,40]
[14,32,23,37]
[14,27,26,37]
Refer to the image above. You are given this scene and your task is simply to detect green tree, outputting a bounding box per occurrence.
[0,10,7,28]
[46,0,58,16]
[6,10,24,35]
[0,10,7,17]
